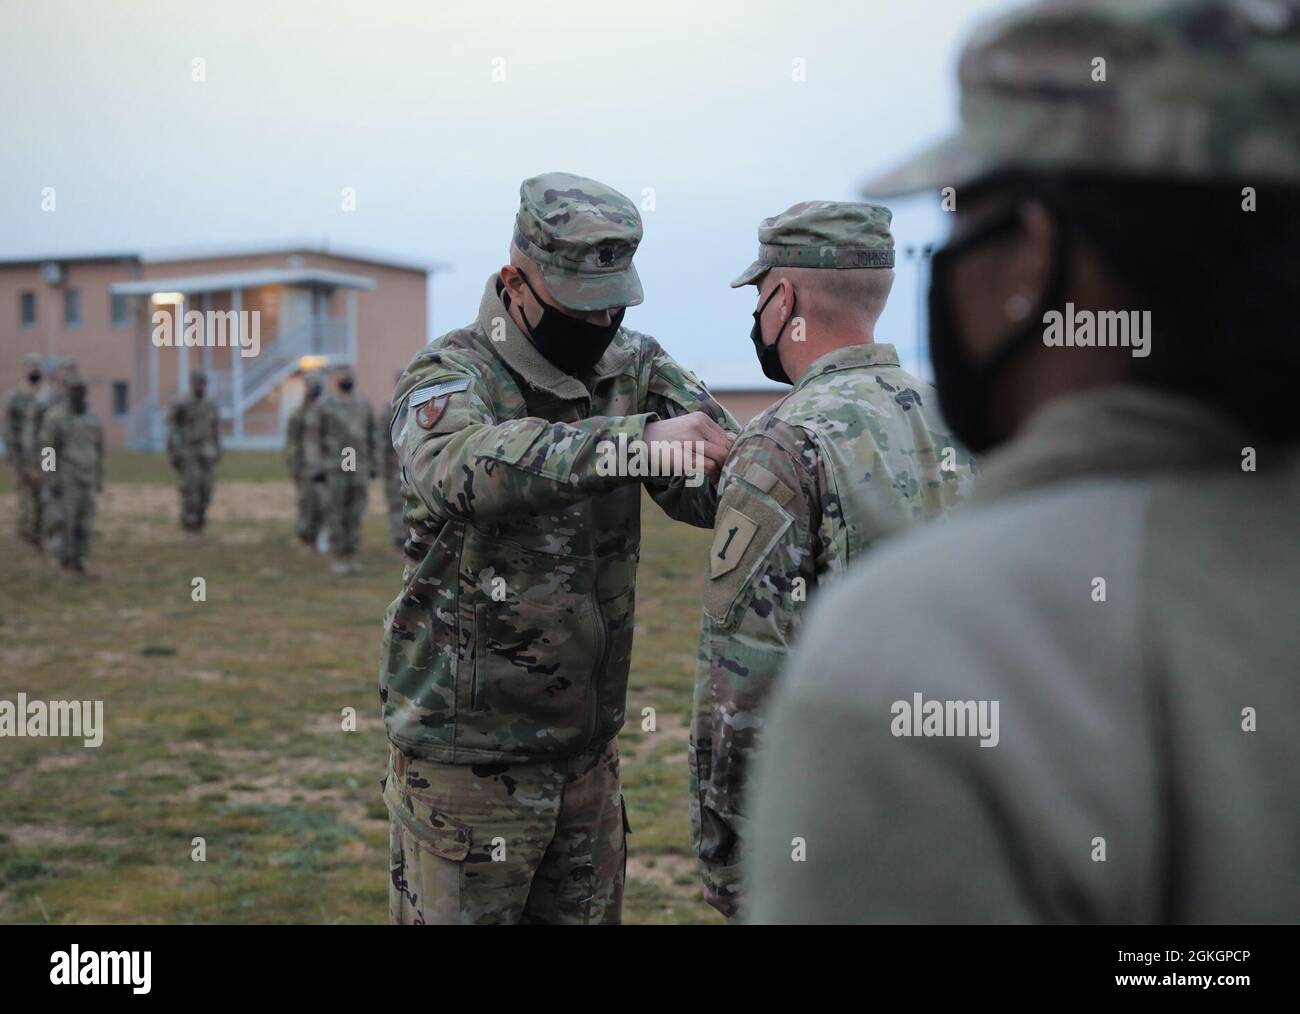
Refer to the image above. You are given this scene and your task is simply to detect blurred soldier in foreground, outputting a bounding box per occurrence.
[35,357,74,558]
[381,370,407,549]
[307,366,375,575]
[167,370,221,532]
[285,371,325,548]
[381,172,737,924]
[692,202,975,919]
[38,367,103,575]
[5,353,45,547]
[749,0,1300,923]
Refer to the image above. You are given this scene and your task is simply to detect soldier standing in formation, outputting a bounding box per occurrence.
[691,201,976,919]
[37,366,103,576]
[380,172,737,924]
[166,370,222,533]
[35,357,74,558]
[748,0,1300,924]
[5,353,45,548]
[285,371,325,548]
[307,366,376,575]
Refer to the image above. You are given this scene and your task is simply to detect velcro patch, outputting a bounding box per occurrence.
[709,507,759,579]
[410,377,471,408]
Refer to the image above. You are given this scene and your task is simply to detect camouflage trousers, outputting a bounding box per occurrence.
[325,472,367,558]
[176,457,215,531]
[55,480,96,565]
[13,467,42,545]
[293,476,323,544]
[384,741,630,925]
[41,477,63,556]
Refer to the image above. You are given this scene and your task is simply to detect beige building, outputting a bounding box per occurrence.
[1,241,438,450]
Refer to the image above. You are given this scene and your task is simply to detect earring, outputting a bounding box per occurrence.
[1004,294,1031,322]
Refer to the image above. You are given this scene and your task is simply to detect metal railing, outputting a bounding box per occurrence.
[125,314,352,449]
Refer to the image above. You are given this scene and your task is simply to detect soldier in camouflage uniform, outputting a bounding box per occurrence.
[381,172,739,924]
[306,366,376,575]
[382,370,407,549]
[38,366,103,575]
[285,371,325,547]
[750,0,1300,924]
[5,353,45,547]
[167,370,221,532]
[34,357,74,558]
[691,202,976,919]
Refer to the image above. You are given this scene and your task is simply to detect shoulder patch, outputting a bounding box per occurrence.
[709,506,759,579]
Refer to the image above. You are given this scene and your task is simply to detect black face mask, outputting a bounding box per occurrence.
[517,274,624,376]
[339,380,354,393]
[928,204,1069,453]
[750,284,795,385]
[28,371,42,384]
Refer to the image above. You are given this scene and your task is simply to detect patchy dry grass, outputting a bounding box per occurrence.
[0,451,719,924]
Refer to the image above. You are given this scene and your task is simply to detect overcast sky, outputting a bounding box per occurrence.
[2,0,1022,387]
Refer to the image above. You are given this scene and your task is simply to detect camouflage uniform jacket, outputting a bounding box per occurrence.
[167,393,221,464]
[285,398,312,479]
[380,274,739,764]
[305,393,377,477]
[691,341,976,914]
[5,387,35,465]
[40,406,104,488]
[23,386,61,464]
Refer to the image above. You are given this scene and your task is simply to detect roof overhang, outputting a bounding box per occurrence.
[110,266,378,297]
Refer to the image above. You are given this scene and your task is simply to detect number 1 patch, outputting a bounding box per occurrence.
[710,506,759,579]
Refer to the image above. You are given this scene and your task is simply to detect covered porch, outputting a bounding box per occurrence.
[111,266,376,450]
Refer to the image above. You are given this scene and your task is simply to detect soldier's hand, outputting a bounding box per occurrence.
[644,412,735,484]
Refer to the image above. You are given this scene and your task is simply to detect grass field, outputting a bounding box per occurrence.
[0,451,721,924]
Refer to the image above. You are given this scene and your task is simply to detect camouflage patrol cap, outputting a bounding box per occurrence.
[190,370,208,386]
[861,0,1300,197]
[63,365,86,387]
[23,353,43,369]
[731,201,896,287]
[512,172,644,311]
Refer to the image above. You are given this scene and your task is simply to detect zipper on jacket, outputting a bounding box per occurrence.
[584,593,607,750]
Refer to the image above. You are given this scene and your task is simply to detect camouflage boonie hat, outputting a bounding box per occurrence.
[731,201,895,288]
[861,0,1300,197]
[513,172,644,311]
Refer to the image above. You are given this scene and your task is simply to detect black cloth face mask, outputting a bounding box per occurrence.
[28,371,41,384]
[517,274,624,376]
[339,380,354,392]
[750,283,795,385]
[928,203,1069,453]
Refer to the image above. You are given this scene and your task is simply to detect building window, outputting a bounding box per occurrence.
[20,291,36,328]
[112,381,130,416]
[111,293,128,327]
[64,288,81,327]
